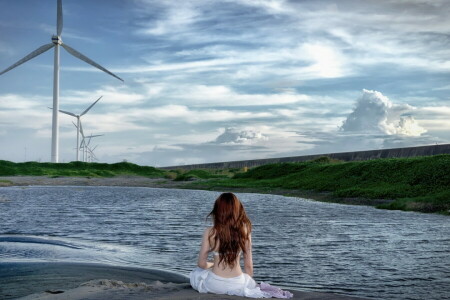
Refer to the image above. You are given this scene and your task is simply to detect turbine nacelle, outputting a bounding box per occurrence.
[51,35,62,45]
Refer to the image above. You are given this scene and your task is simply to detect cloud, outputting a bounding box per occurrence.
[137,2,199,36]
[0,94,51,129]
[393,115,427,136]
[213,127,268,144]
[0,94,45,110]
[299,43,347,78]
[123,105,273,123]
[118,141,272,167]
[340,89,426,137]
[171,85,310,106]
[231,0,290,14]
[286,89,440,158]
[63,85,145,105]
[101,126,274,166]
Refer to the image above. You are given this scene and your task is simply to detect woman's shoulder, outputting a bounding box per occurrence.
[203,226,213,236]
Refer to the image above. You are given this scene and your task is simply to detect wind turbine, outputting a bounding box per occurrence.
[73,120,88,162]
[83,133,103,162]
[59,96,103,161]
[87,145,99,162]
[0,0,123,163]
[77,121,103,162]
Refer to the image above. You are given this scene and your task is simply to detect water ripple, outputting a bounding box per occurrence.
[0,186,449,300]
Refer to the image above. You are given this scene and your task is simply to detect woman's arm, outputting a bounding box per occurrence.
[243,233,254,277]
[197,227,214,269]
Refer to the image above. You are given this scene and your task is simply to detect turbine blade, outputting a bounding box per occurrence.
[57,0,63,36]
[0,43,54,76]
[59,109,77,117]
[79,121,85,138]
[72,121,78,128]
[61,43,124,82]
[81,96,103,116]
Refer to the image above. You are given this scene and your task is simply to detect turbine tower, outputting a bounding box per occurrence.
[59,96,103,161]
[0,0,123,163]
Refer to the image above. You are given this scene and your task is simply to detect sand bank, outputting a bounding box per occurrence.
[1,262,367,300]
[0,175,184,189]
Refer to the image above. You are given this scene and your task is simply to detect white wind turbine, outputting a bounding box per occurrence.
[83,134,103,162]
[78,122,103,162]
[0,0,123,163]
[59,96,103,161]
[87,145,99,163]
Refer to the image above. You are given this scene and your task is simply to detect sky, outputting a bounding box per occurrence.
[0,0,449,167]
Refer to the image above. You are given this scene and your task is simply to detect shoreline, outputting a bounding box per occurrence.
[0,176,372,299]
[0,175,391,207]
[1,262,368,300]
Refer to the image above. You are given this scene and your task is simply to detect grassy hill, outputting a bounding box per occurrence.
[1,155,449,214]
[0,160,164,178]
[187,155,450,214]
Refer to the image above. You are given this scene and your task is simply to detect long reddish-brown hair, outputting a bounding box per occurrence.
[207,192,252,268]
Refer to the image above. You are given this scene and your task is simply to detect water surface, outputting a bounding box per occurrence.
[0,186,448,300]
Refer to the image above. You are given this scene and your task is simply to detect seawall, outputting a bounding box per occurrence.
[161,143,450,170]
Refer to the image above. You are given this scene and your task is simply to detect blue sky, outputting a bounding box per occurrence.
[0,0,449,166]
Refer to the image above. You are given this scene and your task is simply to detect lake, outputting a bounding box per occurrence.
[0,186,449,300]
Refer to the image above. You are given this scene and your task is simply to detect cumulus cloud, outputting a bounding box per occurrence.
[213,127,268,144]
[287,89,440,160]
[340,89,426,137]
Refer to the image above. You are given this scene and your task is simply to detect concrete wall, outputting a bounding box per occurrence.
[160,143,450,170]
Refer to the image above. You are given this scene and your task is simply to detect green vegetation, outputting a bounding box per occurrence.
[0,179,12,186]
[188,155,450,215]
[172,169,230,181]
[0,160,164,178]
[1,155,449,214]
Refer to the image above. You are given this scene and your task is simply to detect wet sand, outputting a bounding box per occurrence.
[1,263,368,300]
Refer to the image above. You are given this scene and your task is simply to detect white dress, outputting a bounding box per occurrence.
[190,267,270,298]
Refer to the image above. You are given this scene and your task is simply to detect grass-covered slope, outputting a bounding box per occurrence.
[193,155,450,214]
[0,160,164,178]
[1,155,449,214]
[168,169,230,181]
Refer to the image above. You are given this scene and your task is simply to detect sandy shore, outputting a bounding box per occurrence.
[0,263,367,300]
[0,175,185,189]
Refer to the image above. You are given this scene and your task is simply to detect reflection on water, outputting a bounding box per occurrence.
[0,186,449,300]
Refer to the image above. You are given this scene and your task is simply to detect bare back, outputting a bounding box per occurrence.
[197,227,254,278]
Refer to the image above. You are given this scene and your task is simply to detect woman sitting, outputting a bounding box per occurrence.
[190,192,293,298]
